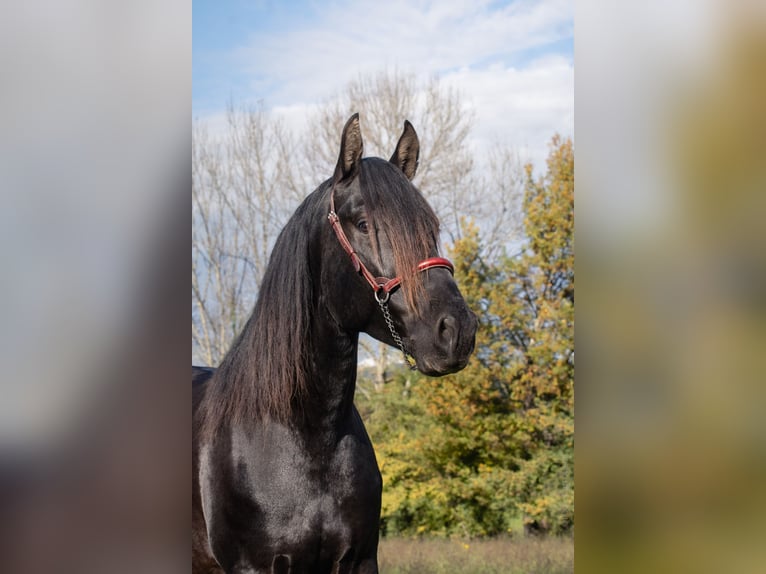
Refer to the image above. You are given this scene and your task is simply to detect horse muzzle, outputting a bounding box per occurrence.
[412,306,478,376]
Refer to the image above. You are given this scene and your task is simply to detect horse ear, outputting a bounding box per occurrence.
[334,113,364,183]
[390,120,420,180]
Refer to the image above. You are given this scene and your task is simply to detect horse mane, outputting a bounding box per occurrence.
[201,157,441,434]
[200,189,322,435]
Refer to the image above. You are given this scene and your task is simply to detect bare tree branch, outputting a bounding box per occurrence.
[192,105,300,366]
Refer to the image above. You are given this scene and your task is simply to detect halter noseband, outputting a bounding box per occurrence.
[327,183,454,367]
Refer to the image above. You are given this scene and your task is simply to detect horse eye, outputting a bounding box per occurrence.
[357,220,369,234]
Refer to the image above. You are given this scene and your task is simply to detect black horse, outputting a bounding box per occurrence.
[193,114,477,573]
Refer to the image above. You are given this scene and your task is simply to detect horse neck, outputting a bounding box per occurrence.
[300,306,360,436]
[296,199,364,436]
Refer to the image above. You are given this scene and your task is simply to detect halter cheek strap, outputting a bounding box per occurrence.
[327,186,454,301]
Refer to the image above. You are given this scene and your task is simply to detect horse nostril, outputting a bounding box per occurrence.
[437,315,458,350]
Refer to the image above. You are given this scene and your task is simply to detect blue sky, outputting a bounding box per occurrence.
[193,0,573,169]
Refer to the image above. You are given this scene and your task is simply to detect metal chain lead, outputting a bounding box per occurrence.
[377,298,417,370]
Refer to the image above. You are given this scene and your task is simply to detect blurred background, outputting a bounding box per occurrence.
[0,1,189,572]
[577,1,766,572]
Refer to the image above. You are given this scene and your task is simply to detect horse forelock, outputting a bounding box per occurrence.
[359,158,441,313]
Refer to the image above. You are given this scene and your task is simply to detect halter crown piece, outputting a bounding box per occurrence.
[327,184,454,369]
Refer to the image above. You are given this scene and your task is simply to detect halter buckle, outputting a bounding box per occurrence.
[374,288,390,304]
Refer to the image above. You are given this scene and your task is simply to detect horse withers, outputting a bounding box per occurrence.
[193,114,477,573]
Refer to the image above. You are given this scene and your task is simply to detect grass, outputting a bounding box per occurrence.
[378,536,573,574]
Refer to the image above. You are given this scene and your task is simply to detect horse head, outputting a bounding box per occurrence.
[322,113,477,376]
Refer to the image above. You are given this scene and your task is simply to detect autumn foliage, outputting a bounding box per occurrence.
[358,136,574,537]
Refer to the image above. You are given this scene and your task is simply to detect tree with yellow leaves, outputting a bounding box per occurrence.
[361,135,574,537]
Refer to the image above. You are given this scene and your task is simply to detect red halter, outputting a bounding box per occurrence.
[327,185,454,304]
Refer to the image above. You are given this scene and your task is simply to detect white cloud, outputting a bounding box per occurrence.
[198,0,573,171]
[442,55,573,170]
[271,102,321,136]
[232,0,571,103]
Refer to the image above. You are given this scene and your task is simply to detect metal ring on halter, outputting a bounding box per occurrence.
[374,288,390,304]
